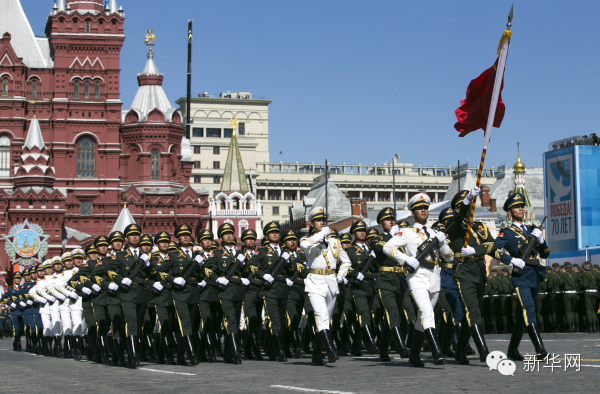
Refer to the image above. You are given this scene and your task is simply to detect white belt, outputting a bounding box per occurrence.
[563,290,577,293]
[502,294,511,297]
[538,292,548,295]
[491,295,499,297]
[585,289,597,293]
[512,293,517,296]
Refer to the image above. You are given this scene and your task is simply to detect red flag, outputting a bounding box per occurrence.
[454,58,505,137]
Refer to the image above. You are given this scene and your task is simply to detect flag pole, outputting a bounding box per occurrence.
[463,8,512,249]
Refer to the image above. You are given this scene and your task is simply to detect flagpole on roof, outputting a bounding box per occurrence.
[463,6,512,249]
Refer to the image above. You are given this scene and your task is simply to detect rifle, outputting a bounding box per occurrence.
[352,253,376,289]
[217,253,245,291]
[118,253,149,291]
[405,237,438,274]
[512,216,547,277]
[262,252,291,290]
[175,253,201,290]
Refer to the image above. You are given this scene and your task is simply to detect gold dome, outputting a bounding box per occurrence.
[513,142,526,174]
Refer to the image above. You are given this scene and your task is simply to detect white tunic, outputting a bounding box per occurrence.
[383,223,454,292]
[300,231,351,297]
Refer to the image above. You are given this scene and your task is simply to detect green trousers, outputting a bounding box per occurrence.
[173,300,199,336]
[263,296,287,335]
[220,299,242,335]
[121,301,147,337]
[563,293,577,325]
[455,277,485,327]
[584,292,597,327]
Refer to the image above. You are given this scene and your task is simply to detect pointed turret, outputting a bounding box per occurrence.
[57,0,65,12]
[511,142,534,221]
[13,116,55,188]
[109,0,118,14]
[110,203,136,234]
[23,116,46,151]
[220,117,249,193]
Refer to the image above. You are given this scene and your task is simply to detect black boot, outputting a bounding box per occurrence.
[63,335,72,358]
[43,336,50,356]
[406,321,415,349]
[442,322,455,358]
[291,329,303,358]
[113,337,127,367]
[125,335,138,369]
[391,326,410,358]
[507,325,524,361]
[73,336,82,361]
[228,332,241,365]
[161,335,174,365]
[250,331,263,361]
[144,334,157,362]
[311,328,325,366]
[425,327,446,365]
[527,323,548,360]
[362,325,378,354]
[54,335,63,357]
[274,332,287,362]
[25,329,32,352]
[318,329,338,363]
[454,323,470,365]
[469,324,489,362]
[350,323,363,356]
[203,332,217,363]
[408,329,425,367]
[567,321,573,333]
[99,336,111,365]
[184,334,198,365]
[303,325,313,354]
[379,327,392,362]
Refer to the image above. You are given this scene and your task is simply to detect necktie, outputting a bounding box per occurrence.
[423,226,430,239]
[133,250,138,259]
[187,250,191,259]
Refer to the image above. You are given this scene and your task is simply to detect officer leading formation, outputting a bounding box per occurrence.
[2,190,598,368]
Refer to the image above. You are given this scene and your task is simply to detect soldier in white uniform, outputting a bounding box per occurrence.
[52,253,77,358]
[36,259,62,356]
[29,260,52,355]
[46,256,68,356]
[299,207,351,365]
[383,193,454,367]
[67,249,86,360]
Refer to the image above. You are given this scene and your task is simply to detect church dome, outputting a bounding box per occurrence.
[513,155,525,174]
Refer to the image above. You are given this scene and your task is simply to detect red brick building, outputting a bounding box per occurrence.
[0,0,207,279]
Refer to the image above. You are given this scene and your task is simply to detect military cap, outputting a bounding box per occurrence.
[42,259,53,269]
[218,223,235,238]
[308,206,327,222]
[408,193,430,211]
[377,207,395,223]
[22,268,30,276]
[61,252,72,262]
[198,229,213,242]
[366,228,380,240]
[242,229,257,241]
[108,231,124,244]
[552,262,559,268]
[174,224,192,238]
[583,261,592,266]
[261,237,270,246]
[329,228,339,239]
[124,224,141,237]
[593,264,600,269]
[397,220,410,228]
[85,245,98,255]
[168,242,179,252]
[35,265,43,272]
[431,221,444,232]
[52,256,62,265]
[439,207,454,223]
[339,233,352,244]
[564,261,572,267]
[13,271,22,279]
[71,249,84,259]
[573,263,580,269]
[211,241,219,250]
[451,190,469,210]
[502,266,510,273]
[350,220,367,234]
[503,192,526,212]
[94,236,109,247]
[281,230,298,243]
[139,234,153,247]
[154,232,171,244]
[263,221,281,235]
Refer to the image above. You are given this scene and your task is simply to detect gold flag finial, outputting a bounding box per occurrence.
[227,116,239,136]
[144,30,156,53]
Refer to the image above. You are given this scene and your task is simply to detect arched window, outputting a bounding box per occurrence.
[85,20,91,33]
[94,81,100,99]
[151,149,160,180]
[76,137,95,178]
[84,81,90,99]
[0,136,10,177]
[73,81,79,99]
[232,198,240,210]
[31,80,37,99]
[2,78,8,96]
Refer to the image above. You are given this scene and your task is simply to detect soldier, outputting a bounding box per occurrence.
[196,229,220,362]
[31,266,46,354]
[206,223,246,364]
[496,193,550,360]
[536,268,550,332]
[4,271,25,351]
[32,260,56,356]
[53,252,78,358]
[299,207,351,365]
[572,263,584,331]
[560,262,577,333]
[337,232,356,356]
[47,257,70,357]
[487,270,500,333]
[138,235,158,362]
[383,194,454,367]
[21,268,37,354]
[240,229,264,360]
[582,262,599,333]
[547,263,562,332]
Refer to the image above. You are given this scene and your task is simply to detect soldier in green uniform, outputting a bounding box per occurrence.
[561,262,577,333]
[582,262,599,332]
[238,229,263,360]
[196,229,220,362]
[205,223,246,364]
[486,270,499,333]
[572,264,583,331]
[336,233,356,356]
[547,263,562,332]
[536,268,550,332]
[138,235,158,362]
[248,222,291,362]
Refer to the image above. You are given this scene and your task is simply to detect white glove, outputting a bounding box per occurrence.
[236,254,245,264]
[461,246,476,257]
[321,227,331,237]
[405,256,420,270]
[262,274,274,284]
[26,300,33,306]
[465,186,481,203]
[337,275,344,284]
[435,231,446,246]
[82,288,92,296]
[108,283,119,292]
[140,253,150,266]
[281,252,290,261]
[241,278,250,286]
[48,296,56,303]
[357,272,365,281]
[121,278,133,287]
[173,277,186,286]
[10,303,16,309]
[370,251,376,259]
[216,277,229,287]
[19,301,26,307]
[390,225,399,236]
[511,258,526,269]
[343,277,348,285]
[39,298,47,305]
[56,293,66,301]
[69,292,78,301]
[199,280,207,288]
[152,282,164,292]
[91,284,101,293]
[531,228,544,243]
[195,255,205,266]
[286,278,293,287]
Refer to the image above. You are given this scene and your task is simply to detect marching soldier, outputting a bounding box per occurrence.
[582,262,599,333]
[337,232,355,356]
[496,192,550,360]
[138,235,158,362]
[299,207,351,365]
[68,249,86,359]
[498,267,513,333]
[560,262,577,333]
[536,268,550,332]
[197,229,220,362]
[239,229,264,360]
[547,263,562,332]
[4,271,25,351]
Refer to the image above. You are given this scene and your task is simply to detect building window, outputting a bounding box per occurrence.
[1,78,8,96]
[80,201,93,216]
[193,175,201,183]
[193,161,201,169]
[157,205,162,214]
[84,81,90,99]
[31,80,37,99]
[74,81,79,99]
[151,150,160,180]
[272,206,279,215]
[207,128,220,138]
[76,137,95,178]
[85,20,91,32]
[224,129,232,138]
[268,192,280,201]
[213,146,220,155]
[192,128,203,137]
[238,122,245,135]
[193,145,201,154]
[213,176,221,184]
[94,81,100,99]
[213,161,220,169]
[0,136,10,177]
[284,193,296,201]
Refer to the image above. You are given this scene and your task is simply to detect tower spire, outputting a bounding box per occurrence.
[220,116,249,193]
[24,116,46,151]
[109,0,118,13]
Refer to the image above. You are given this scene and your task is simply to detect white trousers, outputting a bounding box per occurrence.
[69,298,84,336]
[411,289,439,332]
[59,299,72,336]
[308,289,337,332]
[49,301,62,336]
[40,304,53,337]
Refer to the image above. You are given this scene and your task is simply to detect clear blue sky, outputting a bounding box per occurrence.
[21,0,600,169]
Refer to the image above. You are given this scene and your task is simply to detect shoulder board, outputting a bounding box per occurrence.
[298,249,305,254]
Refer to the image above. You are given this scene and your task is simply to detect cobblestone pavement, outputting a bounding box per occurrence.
[1,333,599,393]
